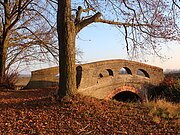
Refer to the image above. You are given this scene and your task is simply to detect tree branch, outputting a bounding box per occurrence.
[123,25,129,52]
[0,1,5,7]
[75,6,95,24]
[95,19,157,27]
[75,10,158,34]
[48,0,58,5]
[6,0,33,32]
[172,0,180,9]
[75,12,102,33]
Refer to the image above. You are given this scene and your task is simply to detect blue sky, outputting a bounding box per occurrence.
[77,23,180,70]
[21,22,180,75]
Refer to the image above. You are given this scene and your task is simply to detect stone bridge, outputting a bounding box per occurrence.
[25,59,164,102]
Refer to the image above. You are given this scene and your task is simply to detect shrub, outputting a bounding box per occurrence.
[148,76,180,103]
[0,72,18,90]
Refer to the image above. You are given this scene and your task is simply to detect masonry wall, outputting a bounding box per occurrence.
[24,67,59,89]
[77,59,164,99]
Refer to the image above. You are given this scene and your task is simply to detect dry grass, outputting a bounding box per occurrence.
[145,99,180,126]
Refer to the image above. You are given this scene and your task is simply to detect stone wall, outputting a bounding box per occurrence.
[24,67,59,89]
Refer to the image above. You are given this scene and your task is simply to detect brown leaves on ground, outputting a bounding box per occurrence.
[0,88,179,134]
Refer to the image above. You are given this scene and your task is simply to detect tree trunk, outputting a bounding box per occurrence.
[57,0,77,98]
[0,0,10,82]
[0,46,4,81]
[0,39,7,82]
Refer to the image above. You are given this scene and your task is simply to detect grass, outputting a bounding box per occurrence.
[144,99,180,126]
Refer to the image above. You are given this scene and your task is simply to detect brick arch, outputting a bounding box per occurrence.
[104,86,144,101]
[137,69,150,78]
[119,67,132,75]
[106,69,114,76]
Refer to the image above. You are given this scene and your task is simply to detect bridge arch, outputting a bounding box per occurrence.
[104,86,144,102]
[112,91,142,102]
[119,67,132,75]
[98,73,103,78]
[137,69,150,78]
[76,66,82,88]
[98,69,114,78]
[106,69,114,76]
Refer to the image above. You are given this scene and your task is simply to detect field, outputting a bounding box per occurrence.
[0,88,179,134]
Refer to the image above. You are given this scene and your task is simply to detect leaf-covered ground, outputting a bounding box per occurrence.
[0,88,179,134]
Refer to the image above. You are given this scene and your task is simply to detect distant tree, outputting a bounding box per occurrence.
[0,0,57,82]
[57,0,180,98]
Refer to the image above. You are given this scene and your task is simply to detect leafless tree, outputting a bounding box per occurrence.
[56,0,180,98]
[0,0,58,82]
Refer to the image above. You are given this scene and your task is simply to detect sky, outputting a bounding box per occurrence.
[76,23,180,71]
[21,22,180,75]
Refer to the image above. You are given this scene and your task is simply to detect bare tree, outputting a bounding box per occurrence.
[0,0,58,82]
[57,0,180,98]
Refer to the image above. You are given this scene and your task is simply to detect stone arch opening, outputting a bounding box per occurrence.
[137,69,150,78]
[112,91,142,102]
[104,86,144,102]
[99,73,103,78]
[119,67,132,75]
[76,66,82,88]
[106,69,114,76]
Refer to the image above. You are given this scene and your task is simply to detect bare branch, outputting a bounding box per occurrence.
[95,19,157,27]
[75,12,102,33]
[75,6,95,24]
[6,0,33,31]
[0,1,5,7]
[172,0,180,9]
[123,25,129,52]
[48,0,58,5]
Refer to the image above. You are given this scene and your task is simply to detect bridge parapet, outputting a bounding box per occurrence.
[78,59,163,89]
